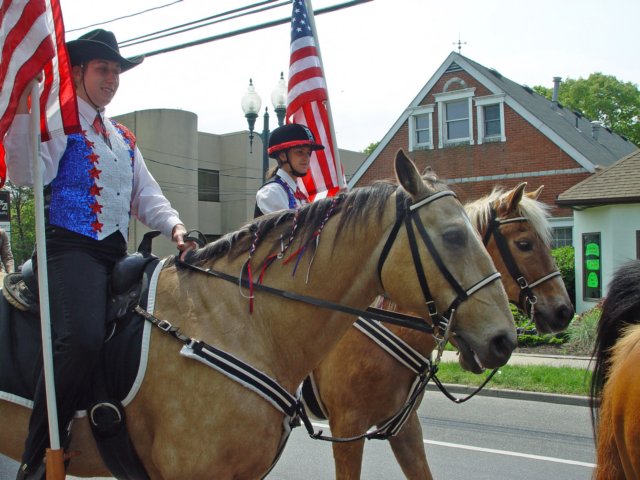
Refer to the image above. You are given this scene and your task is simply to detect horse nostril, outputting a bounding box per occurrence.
[490,333,517,363]
[556,304,575,323]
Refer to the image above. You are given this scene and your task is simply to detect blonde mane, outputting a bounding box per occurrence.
[464,187,552,245]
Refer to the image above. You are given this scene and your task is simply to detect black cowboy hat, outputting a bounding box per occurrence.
[267,123,325,159]
[66,29,143,72]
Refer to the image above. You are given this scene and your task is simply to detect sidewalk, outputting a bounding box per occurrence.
[440,350,593,370]
[430,351,593,406]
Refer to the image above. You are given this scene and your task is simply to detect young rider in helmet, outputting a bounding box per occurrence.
[254,123,325,217]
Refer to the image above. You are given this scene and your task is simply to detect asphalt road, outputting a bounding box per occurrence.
[0,390,595,479]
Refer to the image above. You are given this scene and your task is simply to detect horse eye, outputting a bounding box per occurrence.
[515,240,532,251]
[443,229,465,247]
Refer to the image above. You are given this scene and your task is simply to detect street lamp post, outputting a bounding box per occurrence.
[241,73,287,182]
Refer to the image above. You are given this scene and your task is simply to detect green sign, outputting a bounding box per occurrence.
[583,233,601,301]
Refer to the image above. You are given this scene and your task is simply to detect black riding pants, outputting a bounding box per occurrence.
[21,229,126,467]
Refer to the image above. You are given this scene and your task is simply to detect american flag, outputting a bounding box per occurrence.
[0,0,79,188]
[287,0,345,200]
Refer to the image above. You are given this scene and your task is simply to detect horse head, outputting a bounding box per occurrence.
[468,182,574,333]
[381,150,516,373]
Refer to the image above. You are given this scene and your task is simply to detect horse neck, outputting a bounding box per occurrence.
[172,203,398,391]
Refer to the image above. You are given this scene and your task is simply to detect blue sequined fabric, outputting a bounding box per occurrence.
[48,132,101,239]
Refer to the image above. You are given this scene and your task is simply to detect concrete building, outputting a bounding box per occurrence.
[114,108,366,258]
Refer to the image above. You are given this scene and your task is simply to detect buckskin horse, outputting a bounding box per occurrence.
[590,259,640,480]
[304,181,574,479]
[0,150,516,479]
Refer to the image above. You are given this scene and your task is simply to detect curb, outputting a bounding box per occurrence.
[426,383,590,407]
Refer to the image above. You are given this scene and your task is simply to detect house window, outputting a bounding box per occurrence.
[475,94,506,143]
[198,168,219,202]
[434,88,475,148]
[408,105,434,150]
[416,115,430,143]
[445,100,469,141]
[484,105,501,136]
[582,233,602,301]
[552,227,573,248]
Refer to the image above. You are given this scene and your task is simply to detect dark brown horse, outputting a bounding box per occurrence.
[307,181,574,479]
[0,150,516,479]
[590,259,640,480]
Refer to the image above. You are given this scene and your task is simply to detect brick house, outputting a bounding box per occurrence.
[348,52,637,248]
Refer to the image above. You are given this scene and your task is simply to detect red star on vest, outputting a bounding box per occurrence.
[88,167,102,179]
[89,184,103,196]
[86,152,100,164]
[84,138,95,149]
[90,201,103,214]
[91,220,103,233]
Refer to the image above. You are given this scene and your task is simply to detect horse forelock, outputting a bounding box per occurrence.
[465,187,552,245]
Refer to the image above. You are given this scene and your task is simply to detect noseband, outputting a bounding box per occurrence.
[482,208,561,316]
[377,190,502,345]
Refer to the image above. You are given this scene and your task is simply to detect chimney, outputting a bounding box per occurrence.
[591,121,601,141]
[551,77,562,106]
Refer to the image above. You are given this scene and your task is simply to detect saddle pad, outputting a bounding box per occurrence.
[0,259,164,416]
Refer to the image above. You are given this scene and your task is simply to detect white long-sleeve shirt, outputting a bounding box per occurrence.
[4,98,182,240]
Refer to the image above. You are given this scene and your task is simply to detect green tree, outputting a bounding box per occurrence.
[534,73,640,146]
[363,141,380,155]
[7,182,35,267]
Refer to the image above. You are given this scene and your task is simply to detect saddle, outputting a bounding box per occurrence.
[2,231,161,322]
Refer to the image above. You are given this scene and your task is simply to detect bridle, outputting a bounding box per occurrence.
[482,207,561,318]
[377,190,502,359]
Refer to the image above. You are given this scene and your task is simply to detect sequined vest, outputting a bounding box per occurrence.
[46,121,136,240]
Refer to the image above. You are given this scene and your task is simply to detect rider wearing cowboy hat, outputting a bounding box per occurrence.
[254,123,325,217]
[4,29,195,479]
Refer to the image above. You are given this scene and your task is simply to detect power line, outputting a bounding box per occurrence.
[119,0,287,48]
[136,0,373,58]
[66,0,184,33]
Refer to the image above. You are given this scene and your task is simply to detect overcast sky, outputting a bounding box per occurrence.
[59,0,640,152]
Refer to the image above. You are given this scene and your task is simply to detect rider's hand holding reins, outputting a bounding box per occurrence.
[172,224,198,260]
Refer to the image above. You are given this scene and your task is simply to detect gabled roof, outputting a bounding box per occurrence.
[349,52,637,187]
[557,149,640,207]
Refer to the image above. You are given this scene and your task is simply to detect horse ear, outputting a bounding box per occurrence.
[526,185,544,200]
[395,149,429,197]
[504,182,527,214]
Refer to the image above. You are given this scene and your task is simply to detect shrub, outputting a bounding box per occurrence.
[517,334,564,347]
[565,306,601,353]
[552,246,576,307]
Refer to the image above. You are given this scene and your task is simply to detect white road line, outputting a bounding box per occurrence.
[423,439,595,468]
[310,421,595,469]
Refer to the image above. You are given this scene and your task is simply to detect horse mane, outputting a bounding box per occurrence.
[464,186,552,245]
[179,176,449,268]
[590,259,640,433]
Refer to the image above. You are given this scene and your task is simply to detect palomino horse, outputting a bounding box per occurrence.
[308,181,574,479]
[0,150,516,479]
[591,259,640,480]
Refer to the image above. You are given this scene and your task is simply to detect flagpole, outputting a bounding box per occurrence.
[303,0,347,190]
[30,82,64,461]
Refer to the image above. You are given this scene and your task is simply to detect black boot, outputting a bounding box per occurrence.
[15,460,45,480]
